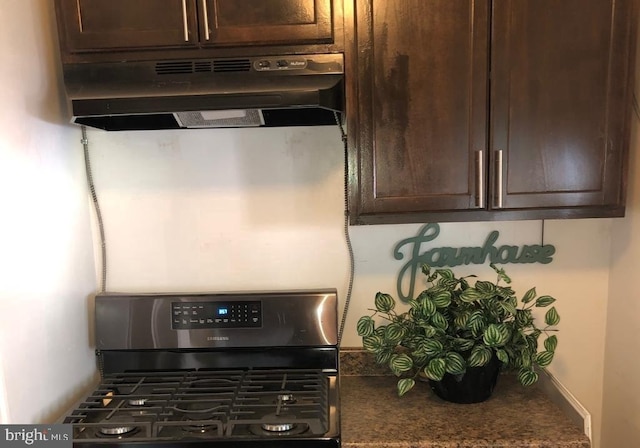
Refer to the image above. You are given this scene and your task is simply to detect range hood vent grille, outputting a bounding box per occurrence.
[155,59,252,75]
[155,61,196,75]
[194,61,213,72]
[213,59,252,72]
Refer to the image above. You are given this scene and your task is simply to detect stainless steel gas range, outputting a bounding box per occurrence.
[60,289,340,448]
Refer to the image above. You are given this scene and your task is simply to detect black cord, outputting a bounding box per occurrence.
[81,126,107,293]
[334,112,354,346]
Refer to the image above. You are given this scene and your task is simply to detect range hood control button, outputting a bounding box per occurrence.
[277,60,289,68]
[257,60,271,69]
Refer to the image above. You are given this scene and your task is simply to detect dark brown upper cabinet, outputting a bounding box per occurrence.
[55,0,200,51]
[202,0,333,46]
[347,0,638,224]
[55,0,342,60]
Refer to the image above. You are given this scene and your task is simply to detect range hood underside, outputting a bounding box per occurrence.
[71,91,343,130]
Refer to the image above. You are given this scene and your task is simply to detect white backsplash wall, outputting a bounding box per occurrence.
[87,123,612,446]
[86,126,350,293]
[0,0,97,423]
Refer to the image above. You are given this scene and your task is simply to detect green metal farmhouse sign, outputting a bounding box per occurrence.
[394,223,556,301]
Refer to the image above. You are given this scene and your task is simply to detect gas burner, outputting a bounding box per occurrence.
[127,398,148,407]
[276,393,296,404]
[95,416,141,438]
[249,414,309,436]
[262,421,296,432]
[98,426,138,437]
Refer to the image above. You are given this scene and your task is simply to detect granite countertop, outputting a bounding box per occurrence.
[339,350,590,448]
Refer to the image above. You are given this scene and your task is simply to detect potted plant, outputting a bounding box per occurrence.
[356,263,560,403]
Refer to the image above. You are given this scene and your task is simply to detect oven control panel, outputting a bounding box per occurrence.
[171,301,262,330]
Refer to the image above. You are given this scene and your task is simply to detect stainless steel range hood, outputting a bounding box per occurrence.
[62,53,344,131]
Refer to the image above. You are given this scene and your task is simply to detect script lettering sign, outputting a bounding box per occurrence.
[394,223,555,301]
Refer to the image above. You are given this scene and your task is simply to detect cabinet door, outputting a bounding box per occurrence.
[350,0,490,219]
[55,0,199,51]
[490,0,635,210]
[200,0,334,46]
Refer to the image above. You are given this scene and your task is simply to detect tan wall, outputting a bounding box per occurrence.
[0,0,97,423]
[601,27,640,447]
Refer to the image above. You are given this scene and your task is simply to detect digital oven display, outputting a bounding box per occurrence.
[171,301,262,330]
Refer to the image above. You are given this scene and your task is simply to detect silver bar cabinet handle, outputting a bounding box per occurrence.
[182,0,189,41]
[494,150,504,208]
[202,0,210,40]
[475,150,485,208]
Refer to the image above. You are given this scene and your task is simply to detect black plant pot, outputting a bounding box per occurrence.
[428,355,501,404]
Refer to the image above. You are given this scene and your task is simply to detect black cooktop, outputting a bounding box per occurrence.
[63,369,338,444]
[63,369,336,445]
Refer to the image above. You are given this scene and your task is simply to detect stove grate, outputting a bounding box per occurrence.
[64,368,332,441]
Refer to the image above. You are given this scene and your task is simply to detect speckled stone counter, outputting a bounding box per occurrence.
[340,350,590,448]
